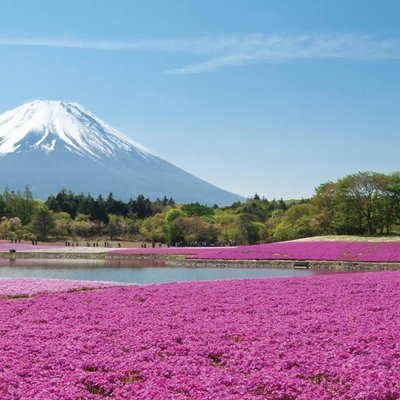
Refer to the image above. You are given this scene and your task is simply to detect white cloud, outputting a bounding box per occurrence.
[166,54,254,74]
[1,33,399,73]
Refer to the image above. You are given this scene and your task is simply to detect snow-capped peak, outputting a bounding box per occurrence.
[0,100,157,160]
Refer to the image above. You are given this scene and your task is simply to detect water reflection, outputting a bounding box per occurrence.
[0,258,340,285]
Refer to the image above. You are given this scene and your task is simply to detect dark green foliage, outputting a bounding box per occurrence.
[90,195,109,224]
[1,185,36,224]
[105,192,128,216]
[237,213,262,244]
[31,206,55,239]
[182,202,214,217]
[128,195,153,219]
[232,195,287,222]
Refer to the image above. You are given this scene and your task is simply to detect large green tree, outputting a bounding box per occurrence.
[31,206,55,239]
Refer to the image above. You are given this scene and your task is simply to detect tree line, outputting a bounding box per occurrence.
[1,171,400,244]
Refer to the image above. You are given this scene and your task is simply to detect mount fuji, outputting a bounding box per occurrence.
[0,100,243,204]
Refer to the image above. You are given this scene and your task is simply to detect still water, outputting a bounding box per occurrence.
[0,259,335,285]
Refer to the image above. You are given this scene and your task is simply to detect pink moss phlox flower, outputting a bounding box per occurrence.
[0,278,119,298]
[0,271,400,398]
[110,241,400,262]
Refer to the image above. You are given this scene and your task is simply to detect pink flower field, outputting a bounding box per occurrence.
[3,239,400,263]
[0,278,119,298]
[1,271,400,399]
[111,241,400,262]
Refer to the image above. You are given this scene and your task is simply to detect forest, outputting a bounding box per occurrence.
[1,171,400,245]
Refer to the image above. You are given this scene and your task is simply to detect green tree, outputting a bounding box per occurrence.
[334,172,389,235]
[382,173,400,234]
[213,209,240,244]
[31,206,55,239]
[106,215,127,239]
[90,195,109,224]
[53,212,71,239]
[312,182,337,234]
[182,203,214,218]
[164,208,185,245]
[72,214,92,238]
[237,213,261,244]
[0,217,23,239]
[273,203,317,241]
[140,214,167,244]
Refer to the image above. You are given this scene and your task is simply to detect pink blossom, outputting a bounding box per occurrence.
[0,278,119,298]
[0,272,399,398]
[111,241,400,262]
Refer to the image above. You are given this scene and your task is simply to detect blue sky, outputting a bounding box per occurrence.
[1,0,399,199]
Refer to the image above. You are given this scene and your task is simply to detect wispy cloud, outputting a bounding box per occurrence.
[1,34,399,73]
[166,34,400,74]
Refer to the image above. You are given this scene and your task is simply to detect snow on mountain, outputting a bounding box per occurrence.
[0,100,155,160]
[0,100,244,205]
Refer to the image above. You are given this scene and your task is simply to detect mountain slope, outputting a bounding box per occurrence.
[0,100,156,159]
[0,100,243,204]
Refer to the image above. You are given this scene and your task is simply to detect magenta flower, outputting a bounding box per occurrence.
[111,241,400,262]
[0,278,119,298]
[0,272,399,398]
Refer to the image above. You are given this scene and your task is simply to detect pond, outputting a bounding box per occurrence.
[0,258,341,285]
